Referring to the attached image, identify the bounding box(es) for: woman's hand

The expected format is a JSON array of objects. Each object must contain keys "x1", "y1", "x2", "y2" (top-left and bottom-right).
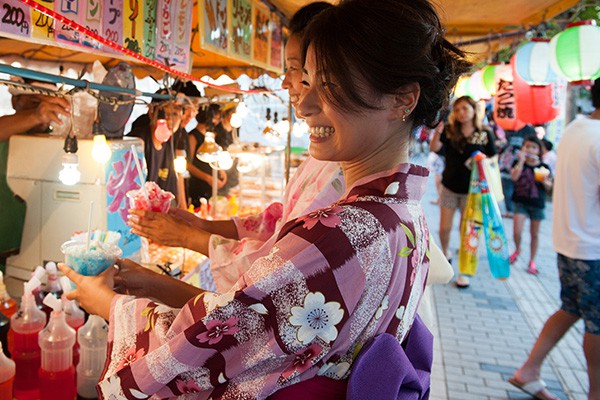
[
  {"x1": 58, "y1": 263, "x2": 118, "y2": 320},
  {"x1": 217, "y1": 170, "x2": 227, "y2": 189},
  {"x1": 112, "y1": 258, "x2": 161, "y2": 298},
  {"x1": 128, "y1": 209, "x2": 191, "y2": 248}
]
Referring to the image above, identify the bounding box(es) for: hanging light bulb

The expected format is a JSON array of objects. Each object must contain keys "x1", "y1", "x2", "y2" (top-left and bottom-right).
[
  {"x1": 196, "y1": 131, "x2": 223, "y2": 163},
  {"x1": 213, "y1": 151, "x2": 234, "y2": 170},
  {"x1": 236, "y1": 101, "x2": 249, "y2": 118},
  {"x1": 274, "y1": 118, "x2": 290, "y2": 136},
  {"x1": 230, "y1": 112, "x2": 243, "y2": 128},
  {"x1": 91, "y1": 134, "x2": 112, "y2": 163},
  {"x1": 174, "y1": 150, "x2": 188, "y2": 174},
  {"x1": 59, "y1": 135, "x2": 81, "y2": 186},
  {"x1": 154, "y1": 109, "x2": 172, "y2": 143}
]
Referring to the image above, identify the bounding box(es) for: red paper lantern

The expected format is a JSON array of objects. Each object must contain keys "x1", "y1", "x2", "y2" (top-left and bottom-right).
[
  {"x1": 493, "y1": 64, "x2": 526, "y2": 131},
  {"x1": 511, "y1": 54, "x2": 559, "y2": 125}
]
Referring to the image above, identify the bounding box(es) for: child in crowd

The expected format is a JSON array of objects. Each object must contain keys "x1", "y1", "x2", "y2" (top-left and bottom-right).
[{"x1": 509, "y1": 136, "x2": 553, "y2": 274}]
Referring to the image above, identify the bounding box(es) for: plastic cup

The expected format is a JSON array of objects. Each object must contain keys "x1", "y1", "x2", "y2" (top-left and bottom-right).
[
  {"x1": 61, "y1": 240, "x2": 122, "y2": 276},
  {"x1": 534, "y1": 167, "x2": 549, "y2": 182},
  {"x1": 126, "y1": 182, "x2": 174, "y2": 213}
]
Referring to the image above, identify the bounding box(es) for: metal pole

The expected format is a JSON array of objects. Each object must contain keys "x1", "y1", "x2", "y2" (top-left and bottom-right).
[
  {"x1": 284, "y1": 100, "x2": 293, "y2": 185},
  {"x1": 211, "y1": 167, "x2": 218, "y2": 219}
]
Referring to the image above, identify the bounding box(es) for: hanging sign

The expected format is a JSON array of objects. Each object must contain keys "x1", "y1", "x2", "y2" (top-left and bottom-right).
[
  {"x1": 252, "y1": 3, "x2": 269, "y2": 64},
  {"x1": 123, "y1": 0, "x2": 144, "y2": 54},
  {"x1": 55, "y1": 0, "x2": 82, "y2": 45},
  {"x1": 154, "y1": 0, "x2": 172, "y2": 65},
  {"x1": 81, "y1": 0, "x2": 102, "y2": 49},
  {"x1": 0, "y1": 0, "x2": 32, "y2": 37},
  {"x1": 141, "y1": 0, "x2": 156, "y2": 58},
  {"x1": 200, "y1": 0, "x2": 228, "y2": 53},
  {"x1": 102, "y1": 0, "x2": 123, "y2": 53},
  {"x1": 269, "y1": 13, "x2": 282, "y2": 69},
  {"x1": 229, "y1": 0, "x2": 251, "y2": 59},
  {"x1": 171, "y1": 0, "x2": 193, "y2": 71},
  {"x1": 31, "y1": 0, "x2": 54, "y2": 40}
]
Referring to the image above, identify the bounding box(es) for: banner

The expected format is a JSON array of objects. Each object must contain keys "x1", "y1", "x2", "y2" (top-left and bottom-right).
[
  {"x1": 81, "y1": 0, "x2": 102, "y2": 49},
  {"x1": 55, "y1": 0, "x2": 83, "y2": 45},
  {"x1": 200, "y1": 0, "x2": 228, "y2": 53},
  {"x1": 269, "y1": 13, "x2": 282, "y2": 69},
  {"x1": 123, "y1": 0, "x2": 144, "y2": 54},
  {"x1": 171, "y1": 0, "x2": 193, "y2": 70},
  {"x1": 31, "y1": 0, "x2": 54, "y2": 40},
  {"x1": 142, "y1": 0, "x2": 156, "y2": 58},
  {"x1": 102, "y1": 0, "x2": 123, "y2": 53}
]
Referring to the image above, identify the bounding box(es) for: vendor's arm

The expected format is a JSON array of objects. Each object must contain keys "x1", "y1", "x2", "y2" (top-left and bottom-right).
[
  {"x1": 0, "y1": 96, "x2": 70, "y2": 142},
  {"x1": 128, "y1": 209, "x2": 213, "y2": 255},
  {"x1": 168, "y1": 208, "x2": 240, "y2": 239}
]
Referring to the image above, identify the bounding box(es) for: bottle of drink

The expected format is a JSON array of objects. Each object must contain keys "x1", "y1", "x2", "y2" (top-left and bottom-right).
[
  {"x1": 1, "y1": 270, "x2": 18, "y2": 358},
  {"x1": 0, "y1": 271, "x2": 18, "y2": 318},
  {"x1": 0, "y1": 312, "x2": 9, "y2": 358},
  {"x1": 32, "y1": 266, "x2": 47, "y2": 311},
  {"x1": 11, "y1": 277, "x2": 46, "y2": 400},
  {"x1": 60, "y1": 276, "x2": 84, "y2": 367},
  {"x1": 77, "y1": 315, "x2": 108, "y2": 399},
  {"x1": 41, "y1": 262, "x2": 63, "y2": 320},
  {"x1": 38, "y1": 294, "x2": 76, "y2": 400},
  {"x1": 0, "y1": 341, "x2": 16, "y2": 399}
]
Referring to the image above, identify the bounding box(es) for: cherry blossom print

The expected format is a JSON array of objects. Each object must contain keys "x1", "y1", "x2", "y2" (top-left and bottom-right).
[
  {"x1": 375, "y1": 295, "x2": 390, "y2": 320},
  {"x1": 289, "y1": 292, "x2": 344, "y2": 344},
  {"x1": 281, "y1": 343, "x2": 323, "y2": 379},
  {"x1": 197, "y1": 316, "x2": 240, "y2": 345},
  {"x1": 175, "y1": 379, "x2": 202, "y2": 394},
  {"x1": 118, "y1": 347, "x2": 146, "y2": 370},
  {"x1": 298, "y1": 206, "x2": 343, "y2": 230}
]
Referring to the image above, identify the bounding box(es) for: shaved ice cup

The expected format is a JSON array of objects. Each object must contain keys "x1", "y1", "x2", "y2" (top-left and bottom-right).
[
  {"x1": 61, "y1": 240, "x2": 122, "y2": 276},
  {"x1": 127, "y1": 182, "x2": 175, "y2": 213}
]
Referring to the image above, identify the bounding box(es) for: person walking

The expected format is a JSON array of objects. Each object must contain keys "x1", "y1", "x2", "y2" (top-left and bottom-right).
[{"x1": 509, "y1": 78, "x2": 600, "y2": 400}]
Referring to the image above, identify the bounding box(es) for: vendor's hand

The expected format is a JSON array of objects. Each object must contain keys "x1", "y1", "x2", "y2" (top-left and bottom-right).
[
  {"x1": 113, "y1": 258, "x2": 161, "y2": 298},
  {"x1": 128, "y1": 209, "x2": 191, "y2": 247},
  {"x1": 517, "y1": 150, "x2": 527, "y2": 163},
  {"x1": 58, "y1": 263, "x2": 117, "y2": 320},
  {"x1": 36, "y1": 96, "x2": 71, "y2": 126}
]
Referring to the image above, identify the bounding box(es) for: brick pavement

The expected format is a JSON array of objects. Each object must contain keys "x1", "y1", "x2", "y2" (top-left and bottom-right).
[{"x1": 412, "y1": 153, "x2": 589, "y2": 400}]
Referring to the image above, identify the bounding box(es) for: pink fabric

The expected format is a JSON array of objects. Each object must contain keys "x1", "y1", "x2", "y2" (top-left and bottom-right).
[
  {"x1": 210, "y1": 158, "x2": 345, "y2": 292},
  {"x1": 268, "y1": 376, "x2": 347, "y2": 400},
  {"x1": 99, "y1": 164, "x2": 430, "y2": 400}
]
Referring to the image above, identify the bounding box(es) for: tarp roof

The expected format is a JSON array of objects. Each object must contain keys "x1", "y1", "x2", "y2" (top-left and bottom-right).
[{"x1": 0, "y1": 0, "x2": 582, "y2": 80}]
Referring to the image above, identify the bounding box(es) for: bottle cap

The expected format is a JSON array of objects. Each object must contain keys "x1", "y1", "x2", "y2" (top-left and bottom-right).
[
  {"x1": 34, "y1": 265, "x2": 46, "y2": 280},
  {"x1": 24, "y1": 276, "x2": 42, "y2": 293},
  {"x1": 45, "y1": 261, "x2": 58, "y2": 275},
  {"x1": 43, "y1": 293, "x2": 62, "y2": 312}
]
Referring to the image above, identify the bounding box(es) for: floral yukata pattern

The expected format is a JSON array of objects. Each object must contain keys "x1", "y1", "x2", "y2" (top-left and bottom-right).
[{"x1": 99, "y1": 163, "x2": 430, "y2": 399}]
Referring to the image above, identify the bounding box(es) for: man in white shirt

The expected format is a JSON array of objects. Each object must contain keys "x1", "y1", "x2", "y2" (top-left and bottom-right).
[{"x1": 510, "y1": 78, "x2": 600, "y2": 400}]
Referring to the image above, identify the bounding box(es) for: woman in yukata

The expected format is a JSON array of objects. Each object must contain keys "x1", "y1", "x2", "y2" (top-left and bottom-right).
[{"x1": 60, "y1": 0, "x2": 470, "y2": 398}]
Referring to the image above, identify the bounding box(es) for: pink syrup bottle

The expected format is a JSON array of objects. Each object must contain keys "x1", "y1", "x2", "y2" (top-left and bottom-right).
[
  {"x1": 11, "y1": 277, "x2": 46, "y2": 400},
  {"x1": 38, "y1": 293, "x2": 76, "y2": 400},
  {"x1": 0, "y1": 341, "x2": 16, "y2": 399},
  {"x1": 60, "y1": 276, "x2": 84, "y2": 367}
]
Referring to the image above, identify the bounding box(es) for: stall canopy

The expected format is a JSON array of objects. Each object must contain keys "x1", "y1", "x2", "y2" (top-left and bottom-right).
[{"x1": 0, "y1": 0, "x2": 582, "y2": 81}]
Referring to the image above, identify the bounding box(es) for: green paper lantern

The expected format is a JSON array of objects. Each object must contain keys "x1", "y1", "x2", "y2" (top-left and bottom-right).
[
  {"x1": 481, "y1": 63, "x2": 500, "y2": 95},
  {"x1": 550, "y1": 20, "x2": 600, "y2": 84}
]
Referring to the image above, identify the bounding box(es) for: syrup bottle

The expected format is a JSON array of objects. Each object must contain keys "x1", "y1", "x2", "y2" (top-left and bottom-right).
[
  {"x1": 38, "y1": 294, "x2": 76, "y2": 400},
  {"x1": 60, "y1": 276, "x2": 84, "y2": 367},
  {"x1": 40, "y1": 262, "x2": 63, "y2": 320},
  {"x1": 0, "y1": 341, "x2": 16, "y2": 399},
  {"x1": 77, "y1": 315, "x2": 108, "y2": 399},
  {"x1": 11, "y1": 276, "x2": 46, "y2": 400}
]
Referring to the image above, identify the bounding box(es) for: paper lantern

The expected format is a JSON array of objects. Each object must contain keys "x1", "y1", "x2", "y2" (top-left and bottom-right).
[
  {"x1": 550, "y1": 20, "x2": 600, "y2": 84},
  {"x1": 469, "y1": 69, "x2": 492, "y2": 100},
  {"x1": 481, "y1": 63, "x2": 500, "y2": 95},
  {"x1": 493, "y1": 64, "x2": 526, "y2": 131},
  {"x1": 511, "y1": 54, "x2": 559, "y2": 125},
  {"x1": 453, "y1": 75, "x2": 472, "y2": 98},
  {"x1": 515, "y1": 39, "x2": 557, "y2": 86}
]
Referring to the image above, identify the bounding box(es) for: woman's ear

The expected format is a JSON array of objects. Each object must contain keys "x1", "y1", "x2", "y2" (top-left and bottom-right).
[{"x1": 389, "y1": 82, "x2": 420, "y2": 121}]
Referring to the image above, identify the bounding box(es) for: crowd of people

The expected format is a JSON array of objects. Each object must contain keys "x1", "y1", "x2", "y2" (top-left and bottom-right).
[{"x1": 0, "y1": 0, "x2": 597, "y2": 398}]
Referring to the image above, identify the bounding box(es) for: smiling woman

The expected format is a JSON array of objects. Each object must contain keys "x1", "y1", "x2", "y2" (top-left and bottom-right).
[{"x1": 60, "y1": 0, "x2": 470, "y2": 398}]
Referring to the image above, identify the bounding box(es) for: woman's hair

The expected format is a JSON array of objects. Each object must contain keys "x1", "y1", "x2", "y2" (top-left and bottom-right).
[
  {"x1": 523, "y1": 135, "x2": 543, "y2": 157},
  {"x1": 301, "y1": 0, "x2": 472, "y2": 129},
  {"x1": 289, "y1": 2, "x2": 333, "y2": 35},
  {"x1": 446, "y1": 96, "x2": 481, "y2": 151},
  {"x1": 592, "y1": 78, "x2": 600, "y2": 109}
]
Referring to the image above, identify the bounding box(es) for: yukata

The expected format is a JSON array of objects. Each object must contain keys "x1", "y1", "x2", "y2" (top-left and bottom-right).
[
  {"x1": 99, "y1": 163, "x2": 431, "y2": 399},
  {"x1": 209, "y1": 157, "x2": 345, "y2": 292}
]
